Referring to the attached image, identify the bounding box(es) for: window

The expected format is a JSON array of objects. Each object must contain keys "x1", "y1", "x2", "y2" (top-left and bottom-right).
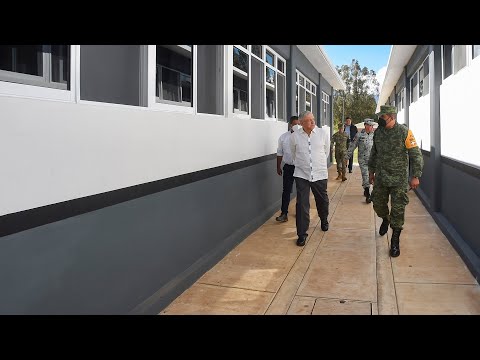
[
  {"x1": 251, "y1": 45, "x2": 262, "y2": 58},
  {"x1": 397, "y1": 88, "x2": 405, "y2": 111},
  {"x1": 442, "y1": 45, "x2": 467, "y2": 79},
  {"x1": 473, "y1": 45, "x2": 480, "y2": 59},
  {"x1": 264, "y1": 47, "x2": 286, "y2": 120},
  {"x1": 322, "y1": 91, "x2": 330, "y2": 118},
  {"x1": 233, "y1": 46, "x2": 286, "y2": 120},
  {"x1": 453, "y1": 45, "x2": 466, "y2": 74},
  {"x1": 296, "y1": 70, "x2": 317, "y2": 117},
  {"x1": 233, "y1": 46, "x2": 249, "y2": 114},
  {"x1": 156, "y1": 45, "x2": 193, "y2": 107},
  {"x1": 420, "y1": 57, "x2": 429, "y2": 96},
  {"x1": 443, "y1": 45, "x2": 452, "y2": 79},
  {"x1": 410, "y1": 72, "x2": 418, "y2": 103},
  {"x1": 0, "y1": 45, "x2": 70, "y2": 89}
]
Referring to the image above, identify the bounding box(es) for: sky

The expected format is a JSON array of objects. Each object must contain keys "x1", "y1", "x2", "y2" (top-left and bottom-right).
[{"x1": 323, "y1": 45, "x2": 391, "y2": 89}]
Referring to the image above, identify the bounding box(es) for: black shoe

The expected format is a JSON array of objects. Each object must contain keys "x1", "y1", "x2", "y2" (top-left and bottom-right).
[
  {"x1": 390, "y1": 228, "x2": 401, "y2": 257},
  {"x1": 321, "y1": 220, "x2": 329, "y2": 231},
  {"x1": 379, "y1": 218, "x2": 389, "y2": 236},
  {"x1": 276, "y1": 213, "x2": 288, "y2": 222},
  {"x1": 349, "y1": 169, "x2": 352, "y2": 173},
  {"x1": 364, "y1": 187, "x2": 371, "y2": 203},
  {"x1": 296, "y1": 235, "x2": 307, "y2": 247}
]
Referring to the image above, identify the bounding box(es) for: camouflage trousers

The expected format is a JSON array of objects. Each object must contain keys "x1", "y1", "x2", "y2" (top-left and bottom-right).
[
  {"x1": 335, "y1": 150, "x2": 346, "y2": 173},
  {"x1": 358, "y1": 158, "x2": 370, "y2": 188},
  {"x1": 371, "y1": 184, "x2": 409, "y2": 229}
]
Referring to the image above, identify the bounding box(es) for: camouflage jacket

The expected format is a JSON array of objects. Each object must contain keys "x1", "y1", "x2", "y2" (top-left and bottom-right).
[
  {"x1": 368, "y1": 122, "x2": 423, "y2": 188},
  {"x1": 331, "y1": 131, "x2": 349, "y2": 153},
  {"x1": 346, "y1": 129, "x2": 374, "y2": 161}
]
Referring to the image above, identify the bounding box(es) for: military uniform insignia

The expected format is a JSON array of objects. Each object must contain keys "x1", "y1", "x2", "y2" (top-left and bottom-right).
[{"x1": 405, "y1": 129, "x2": 418, "y2": 149}]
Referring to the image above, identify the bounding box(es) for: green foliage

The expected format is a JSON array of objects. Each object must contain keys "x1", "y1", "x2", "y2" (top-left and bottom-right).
[{"x1": 333, "y1": 59, "x2": 379, "y2": 129}]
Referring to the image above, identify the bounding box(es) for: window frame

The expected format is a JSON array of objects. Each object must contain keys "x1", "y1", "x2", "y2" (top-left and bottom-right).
[
  {"x1": 0, "y1": 45, "x2": 77, "y2": 102},
  {"x1": 296, "y1": 69, "x2": 317, "y2": 116}
]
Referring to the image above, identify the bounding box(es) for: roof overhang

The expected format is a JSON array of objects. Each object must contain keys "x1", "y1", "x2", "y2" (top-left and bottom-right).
[
  {"x1": 375, "y1": 45, "x2": 417, "y2": 113},
  {"x1": 297, "y1": 45, "x2": 346, "y2": 91}
]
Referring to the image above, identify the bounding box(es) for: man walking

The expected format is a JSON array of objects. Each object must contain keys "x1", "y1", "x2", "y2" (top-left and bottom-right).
[
  {"x1": 344, "y1": 116, "x2": 358, "y2": 173},
  {"x1": 345, "y1": 119, "x2": 375, "y2": 202},
  {"x1": 369, "y1": 105, "x2": 423, "y2": 257},
  {"x1": 331, "y1": 123, "x2": 348, "y2": 181},
  {"x1": 276, "y1": 115, "x2": 300, "y2": 222},
  {"x1": 290, "y1": 111, "x2": 330, "y2": 247}
]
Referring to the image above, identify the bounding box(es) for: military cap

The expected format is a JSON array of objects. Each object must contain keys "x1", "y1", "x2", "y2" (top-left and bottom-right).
[
  {"x1": 364, "y1": 119, "x2": 374, "y2": 126},
  {"x1": 377, "y1": 105, "x2": 397, "y2": 115}
]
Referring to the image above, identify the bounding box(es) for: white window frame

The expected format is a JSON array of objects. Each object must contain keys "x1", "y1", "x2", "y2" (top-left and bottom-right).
[
  {"x1": 296, "y1": 69, "x2": 317, "y2": 116},
  {"x1": 231, "y1": 45, "x2": 251, "y2": 118},
  {"x1": 0, "y1": 45, "x2": 77, "y2": 102},
  {"x1": 322, "y1": 91, "x2": 329, "y2": 117},
  {"x1": 264, "y1": 46, "x2": 286, "y2": 121},
  {"x1": 147, "y1": 45, "x2": 196, "y2": 114}
]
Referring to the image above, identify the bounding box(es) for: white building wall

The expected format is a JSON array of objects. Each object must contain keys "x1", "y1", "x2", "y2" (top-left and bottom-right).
[
  {"x1": 0, "y1": 96, "x2": 285, "y2": 216},
  {"x1": 440, "y1": 57, "x2": 480, "y2": 167},
  {"x1": 408, "y1": 94, "x2": 430, "y2": 151}
]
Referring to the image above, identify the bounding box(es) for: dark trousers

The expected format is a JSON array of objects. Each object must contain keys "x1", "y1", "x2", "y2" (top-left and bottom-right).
[
  {"x1": 281, "y1": 164, "x2": 295, "y2": 214},
  {"x1": 347, "y1": 153, "x2": 353, "y2": 172},
  {"x1": 295, "y1": 177, "x2": 329, "y2": 237}
]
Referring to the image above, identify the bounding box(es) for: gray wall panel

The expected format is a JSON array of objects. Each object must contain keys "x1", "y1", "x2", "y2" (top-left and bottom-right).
[{"x1": 0, "y1": 157, "x2": 282, "y2": 314}]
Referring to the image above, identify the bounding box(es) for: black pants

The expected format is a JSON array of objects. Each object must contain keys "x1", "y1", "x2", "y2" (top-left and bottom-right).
[
  {"x1": 281, "y1": 164, "x2": 295, "y2": 214},
  {"x1": 295, "y1": 177, "x2": 329, "y2": 237},
  {"x1": 347, "y1": 153, "x2": 353, "y2": 172}
]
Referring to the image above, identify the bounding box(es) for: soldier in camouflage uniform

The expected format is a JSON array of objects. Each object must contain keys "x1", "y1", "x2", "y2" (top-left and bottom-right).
[
  {"x1": 345, "y1": 119, "x2": 375, "y2": 203},
  {"x1": 369, "y1": 105, "x2": 423, "y2": 257},
  {"x1": 331, "y1": 123, "x2": 349, "y2": 181}
]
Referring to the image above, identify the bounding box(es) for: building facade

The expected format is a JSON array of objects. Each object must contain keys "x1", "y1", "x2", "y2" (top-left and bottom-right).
[
  {"x1": 0, "y1": 45, "x2": 345, "y2": 314},
  {"x1": 377, "y1": 45, "x2": 480, "y2": 282}
]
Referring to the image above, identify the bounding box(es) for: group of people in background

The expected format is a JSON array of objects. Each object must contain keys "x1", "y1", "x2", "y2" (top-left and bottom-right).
[{"x1": 275, "y1": 106, "x2": 423, "y2": 258}]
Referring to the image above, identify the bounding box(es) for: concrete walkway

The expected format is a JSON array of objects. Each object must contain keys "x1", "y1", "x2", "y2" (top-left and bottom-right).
[{"x1": 161, "y1": 165, "x2": 480, "y2": 315}]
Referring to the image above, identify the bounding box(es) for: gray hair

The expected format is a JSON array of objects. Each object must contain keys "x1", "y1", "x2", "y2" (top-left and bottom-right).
[{"x1": 299, "y1": 111, "x2": 313, "y2": 120}]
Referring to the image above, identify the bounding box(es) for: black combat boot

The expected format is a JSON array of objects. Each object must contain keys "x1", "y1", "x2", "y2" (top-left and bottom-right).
[
  {"x1": 364, "y1": 187, "x2": 371, "y2": 203},
  {"x1": 390, "y1": 228, "x2": 401, "y2": 257},
  {"x1": 379, "y1": 218, "x2": 389, "y2": 236}
]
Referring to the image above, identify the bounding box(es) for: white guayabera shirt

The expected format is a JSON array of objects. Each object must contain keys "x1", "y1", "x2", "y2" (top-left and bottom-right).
[{"x1": 290, "y1": 126, "x2": 331, "y2": 182}]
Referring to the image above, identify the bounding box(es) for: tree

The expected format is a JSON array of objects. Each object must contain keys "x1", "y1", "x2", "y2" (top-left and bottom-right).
[{"x1": 333, "y1": 59, "x2": 379, "y2": 129}]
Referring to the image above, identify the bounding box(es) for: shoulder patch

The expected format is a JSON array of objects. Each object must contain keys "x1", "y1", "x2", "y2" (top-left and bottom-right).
[{"x1": 405, "y1": 129, "x2": 418, "y2": 149}]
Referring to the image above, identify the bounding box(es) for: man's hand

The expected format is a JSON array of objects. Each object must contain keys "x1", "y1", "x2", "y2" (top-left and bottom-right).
[
  {"x1": 369, "y1": 172, "x2": 375, "y2": 185},
  {"x1": 277, "y1": 167, "x2": 282, "y2": 176},
  {"x1": 409, "y1": 176, "x2": 420, "y2": 190}
]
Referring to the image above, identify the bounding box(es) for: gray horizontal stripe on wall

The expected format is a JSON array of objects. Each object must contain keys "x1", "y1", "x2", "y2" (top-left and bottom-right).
[{"x1": 0, "y1": 154, "x2": 277, "y2": 237}]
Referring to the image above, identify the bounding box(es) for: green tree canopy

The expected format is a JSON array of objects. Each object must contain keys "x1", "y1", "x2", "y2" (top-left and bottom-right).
[{"x1": 333, "y1": 59, "x2": 379, "y2": 129}]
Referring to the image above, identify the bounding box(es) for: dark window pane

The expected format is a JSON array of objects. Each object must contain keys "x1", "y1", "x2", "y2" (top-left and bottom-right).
[
  {"x1": 156, "y1": 45, "x2": 192, "y2": 105},
  {"x1": 51, "y1": 45, "x2": 69, "y2": 85},
  {"x1": 266, "y1": 88, "x2": 275, "y2": 118},
  {"x1": 443, "y1": 45, "x2": 452, "y2": 79},
  {"x1": 233, "y1": 47, "x2": 249, "y2": 73},
  {"x1": 252, "y1": 45, "x2": 262, "y2": 58},
  {"x1": 277, "y1": 59, "x2": 284, "y2": 72},
  {"x1": 162, "y1": 67, "x2": 180, "y2": 102},
  {"x1": 233, "y1": 73, "x2": 248, "y2": 113},
  {"x1": 473, "y1": 45, "x2": 480, "y2": 59},
  {"x1": 0, "y1": 45, "x2": 42, "y2": 76}
]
